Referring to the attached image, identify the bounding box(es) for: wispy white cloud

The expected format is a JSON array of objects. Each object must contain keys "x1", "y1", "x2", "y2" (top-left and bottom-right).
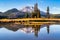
[
  {"x1": 40, "y1": 8, "x2": 46, "y2": 12},
  {"x1": 50, "y1": 7, "x2": 60, "y2": 14}
]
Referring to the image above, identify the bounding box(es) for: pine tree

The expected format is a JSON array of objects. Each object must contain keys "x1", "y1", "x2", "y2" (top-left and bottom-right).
[
  {"x1": 47, "y1": 6, "x2": 50, "y2": 18},
  {"x1": 25, "y1": 13, "x2": 29, "y2": 18}
]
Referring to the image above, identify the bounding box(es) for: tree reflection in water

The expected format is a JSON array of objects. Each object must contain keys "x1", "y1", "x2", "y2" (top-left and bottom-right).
[{"x1": 0, "y1": 23, "x2": 50, "y2": 37}]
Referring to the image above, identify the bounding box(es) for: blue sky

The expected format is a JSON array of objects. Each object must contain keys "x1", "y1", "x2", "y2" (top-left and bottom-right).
[{"x1": 0, "y1": 0, "x2": 60, "y2": 14}]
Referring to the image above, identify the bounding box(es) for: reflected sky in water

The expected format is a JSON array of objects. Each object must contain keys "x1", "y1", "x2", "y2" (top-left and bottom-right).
[{"x1": 0, "y1": 23, "x2": 60, "y2": 40}]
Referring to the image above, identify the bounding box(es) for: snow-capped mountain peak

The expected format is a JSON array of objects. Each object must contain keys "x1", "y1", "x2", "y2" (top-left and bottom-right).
[{"x1": 21, "y1": 6, "x2": 34, "y2": 13}]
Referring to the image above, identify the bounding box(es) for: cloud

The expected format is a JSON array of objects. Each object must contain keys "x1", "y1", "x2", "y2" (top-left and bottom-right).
[{"x1": 50, "y1": 7, "x2": 60, "y2": 14}]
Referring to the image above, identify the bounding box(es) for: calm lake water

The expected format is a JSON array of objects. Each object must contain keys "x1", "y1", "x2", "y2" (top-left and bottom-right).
[{"x1": 0, "y1": 23, "x2": 60, "y2": 40}]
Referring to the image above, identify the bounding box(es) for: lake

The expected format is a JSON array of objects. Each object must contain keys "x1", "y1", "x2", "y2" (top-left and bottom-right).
[{"x1": 0, "y1": 23, "x2": 60, "y2": 40}]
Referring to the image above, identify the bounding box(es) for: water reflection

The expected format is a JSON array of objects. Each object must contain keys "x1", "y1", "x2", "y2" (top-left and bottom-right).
[
  {"x1": 0, "y1": 23, "x2": 60, "y2": 40},
  {"x1": 0, "y1": 23, "x2": 51, "y2": 37}
]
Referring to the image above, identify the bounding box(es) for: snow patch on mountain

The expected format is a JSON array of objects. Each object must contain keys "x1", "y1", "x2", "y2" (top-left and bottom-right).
[{"x1": 20, "y1": 6, "x2": 34, "y2": 13}]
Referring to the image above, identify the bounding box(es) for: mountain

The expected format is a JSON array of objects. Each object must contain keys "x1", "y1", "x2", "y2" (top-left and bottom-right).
[
  {"x1": 5, "y1": 8, "x2": 19, "y2": 13},
  {"x1": 1, "y1": 6, "x2": 60, "y2": 18},
  {"x1": 4, "y1": 8, "x2": 20, "y2": 16},
  {"x1": 3, "y1": 8, "x2": 27, "y2": 18},
  {"x1": 20, "y1": 6, "x2": 33, "y2": 13},
  {"x1": 0, "y1": 6, "x2": 47, "y2": 18},
  {"x1": 40, "y1": 11, "x2": 47, "y2": 17},
  {"x1": 3, "y1": 8, "x2": 20, "y2": 18},
  {"x1": 0, "y1": 12, "x2": 3, "y2": 14},
  {"x1": 20, "y1": 6, "x2": 47, "y2": 17},
  {"x1": 0, "y1": 12, "x2": 8, "y2": 19},
  {"x1": 0, "y1": 12, "x2": 3, "y2": 16}
]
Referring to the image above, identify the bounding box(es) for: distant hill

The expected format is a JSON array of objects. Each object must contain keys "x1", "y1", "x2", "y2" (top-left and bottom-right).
[
  {"x1": 0, "y1": 6, "x2": 47, "y2": 18},
  {"x1": 40, "y1": 11, "x2": 47, "y2": 17},
  {"x1": 0, "y1": 12, "x2": 3, "y2": 16},
  {"x1": 20, "y1": 6, "x2": 47, "y2": 17},
  {"x1": 3, "y1": 8, "x2": 19, "y2": 16},
  {"x1": 50, "y1": 14, "x2": 60, "y2": 18}
]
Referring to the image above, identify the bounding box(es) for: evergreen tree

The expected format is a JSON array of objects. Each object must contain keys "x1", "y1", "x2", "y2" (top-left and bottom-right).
[
  {"x1": 25, "y1": 13, "x2": 29, "y2": 18},
  {"x1": 47, "y1": 6, "x2": 50, "y2": 18}
]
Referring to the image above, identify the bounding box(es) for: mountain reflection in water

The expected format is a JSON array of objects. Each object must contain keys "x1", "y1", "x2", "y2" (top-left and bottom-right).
[
  {"x1": 0, "y1": 23, "x2": 60, "y2": 40},
  {"x1": 0, "y1": 23, "x2": 51, "y2": 37}
]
